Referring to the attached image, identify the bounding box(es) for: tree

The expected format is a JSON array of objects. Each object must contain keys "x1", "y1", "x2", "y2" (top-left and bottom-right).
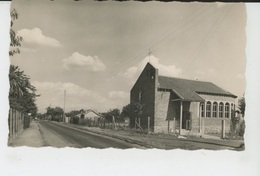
[
  {"x1": 46, "y1": 106, "x2": 64, "y2": 117},
  {"x1": 46, "y1": 106, "x2": 64, "y2": 122},
  {"x1": 9, "y1": 9, "x2": 39, "y2": 116},
  {"x1": 66, "y1": 110, "x2": 82, "y2": 118},
  {"x1": 102, "y1": 108, "x2": 120, "y2": 123},
  {"x1": 238, "y1": 96, "x2": 245, "y2": 117},
  {"x1": 132, "y1": 101, "x2": 144, "y2": 117},
  {"x1": 129, "y1": 101, "x2": 144, "y2": 128},
  {"x1": 121, "y1": 104, "x2": 131, "y2": 118},
  {"x1": 9, "y1": 9, "x2": 23, "y2": 56},
  {"x1": 9, "y1": 65, "x2": 39, "y2": 117}
]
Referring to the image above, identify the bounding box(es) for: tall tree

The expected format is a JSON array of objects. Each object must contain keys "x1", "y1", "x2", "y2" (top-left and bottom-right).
[
  {"x1": 46, "y1": 106, "x2": 64, "y2": 117},
  {"x1": 9, "y1": 63, "x2": 39, "y2": 117},
  {"x1": 9, "y1": 9, "x2": 39, "y2": 116}
]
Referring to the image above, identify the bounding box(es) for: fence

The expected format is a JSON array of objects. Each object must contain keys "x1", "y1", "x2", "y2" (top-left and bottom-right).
[
  {"x1": 69, "y1": 116, "x2": 129, "y2": 130},
  {"x1": 8, "y1": 108, "x2": 31, "y2": 144}
]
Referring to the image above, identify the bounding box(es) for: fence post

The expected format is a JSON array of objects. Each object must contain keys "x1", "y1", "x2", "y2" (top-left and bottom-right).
[
  {"x1": 18, "y1": 111, "x2": 20, "y2": 133},
  {"x1": 221, "y1": 119, "x2": 225, "y2": 139},
  {"x1": 148, "y1": 116, "x2": 150, "y2": 133},
  {"x1": 138, "y1": 117, "x2": 140, "y2": 127},
  {"x1": 135, "y1": 117, "x2": 136, "y2": 129},
  {"x1": 12, "y1": 109, "x2": 14, "y2": 139},
  {"x1": 16, "y1": 110, "x2": 18, "y2": 135},
  {"x1": 14, "y1": 110, "x2": 17, "y2": 137},
  {"x1": 22, "y1": 113, "x2": 24, "y2": 129},
  {"x1": 9, "y1": 109, "x2": 13, "y2": 143},
  {"x1": 19, "y1": 111, "x2": 22, "y2": 133}
]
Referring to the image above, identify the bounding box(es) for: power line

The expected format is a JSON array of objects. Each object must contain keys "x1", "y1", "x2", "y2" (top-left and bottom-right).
[
  {"x1": 108, "y1": 4, "x2": 207, "y2": 74},
  {"x1": 182, "y1": 6, "x2": 232, "y2": 73},
  {"x1": 86, "y1": 4, "x2": 215, "y2": 90},
  {"x1": 151, "y1": 4, "x2": 220, "y2": 54}
]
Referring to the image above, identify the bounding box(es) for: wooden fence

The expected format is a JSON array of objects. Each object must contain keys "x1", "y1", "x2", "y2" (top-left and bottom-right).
[
  {"x1": 8, "y1": 108, "x2": 30, "y2": 144},
  {"x1": 69, "y1": 117, "x2": 129, "y2": 130}
]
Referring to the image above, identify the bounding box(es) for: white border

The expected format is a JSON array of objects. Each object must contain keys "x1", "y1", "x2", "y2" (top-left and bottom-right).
[{"x1": 1, "y1": 2, "x2": 260, "y2": 176}]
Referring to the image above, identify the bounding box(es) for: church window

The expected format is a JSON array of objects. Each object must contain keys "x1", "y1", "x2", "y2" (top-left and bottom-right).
[
  {"x1": 219, "y1": 102, "x2": 224, "y2": 117},
  {"x1": 206, "y1": 101, "x2": 211, "y2": 117},
  {"x1": 213, "y1": 102, "x2": 218, "y2": 117}
]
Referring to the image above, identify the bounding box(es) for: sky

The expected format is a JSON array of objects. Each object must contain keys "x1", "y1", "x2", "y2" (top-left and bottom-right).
[{"x1": 10, "y1": 0, "x2": 246, "y2": 114}]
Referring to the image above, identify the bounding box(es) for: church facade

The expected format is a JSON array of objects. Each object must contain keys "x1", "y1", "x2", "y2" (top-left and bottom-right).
[{"x1": 130, "y1": 63, "x2": 237, "y2": 135}]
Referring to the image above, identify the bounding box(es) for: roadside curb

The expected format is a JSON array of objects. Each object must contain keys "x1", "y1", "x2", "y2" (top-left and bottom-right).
[
  {"x1": 52, "y1": 121, "x2": 244, "y2": 150},
  {"x1": 52, "y1": 121, "x2": 153, "y2": 149}
]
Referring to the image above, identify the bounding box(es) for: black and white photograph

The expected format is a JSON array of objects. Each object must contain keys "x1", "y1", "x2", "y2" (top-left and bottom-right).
[
  {"x1": 2, "y1": 1, "x2": 260, "y2": 176},
  {"x1": 7, "y1": 0, "x2": 247, "y2": 150}
]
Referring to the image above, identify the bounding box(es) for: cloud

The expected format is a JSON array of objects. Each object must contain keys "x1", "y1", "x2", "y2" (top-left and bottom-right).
[
  {"x1": 120, "y1": 55, "x2": 182, "y2": 82},
  {"x1": 62, "y1": 52, "x2": 106, "y2": 71},
  {"x1": 33, "y1": 81, "x2": 110, "y2": 113},
  {"x1": 122, "y1": 66, "x2": 138, "y2": 79},
  {"x1": 108, "y1": 91, "x2": 129, "y2": 99},
  {"x1": 17, "y1": 28, "x2": 62, "y2": 47}
]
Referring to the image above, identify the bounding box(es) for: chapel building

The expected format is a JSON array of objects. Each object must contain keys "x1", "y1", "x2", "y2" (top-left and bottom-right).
[{"x1": 130, "y1": 63, "x2": 237, "y2": 135}]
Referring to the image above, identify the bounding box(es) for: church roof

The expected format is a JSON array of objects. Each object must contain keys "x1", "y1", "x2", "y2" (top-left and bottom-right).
[{"x1": 158, "y1": 76, "x2": 237, "y2": 101}]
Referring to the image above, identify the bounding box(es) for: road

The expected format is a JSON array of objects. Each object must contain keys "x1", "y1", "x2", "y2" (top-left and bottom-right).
[{"x1": 38, "y1": 121, "x2": 143, "y2": 149}]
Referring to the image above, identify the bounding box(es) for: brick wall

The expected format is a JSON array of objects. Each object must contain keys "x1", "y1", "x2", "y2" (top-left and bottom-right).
[
  {"x1": 154, "y1": 90, "x2": 181, "y2": 133},
  {"x1": 203, "y1": 118, "x2": 230, "y2": 134},
  {"x1": 196, "y1": 94, "x2": 235, "y2": 134},
  {"x1": 152, "y1": 91, "x2": 234, "y2": 134},
  {"x1": 190, "y1": 102, "x2": 200, "y2": 133},
  {"x1": 154, "y1": 91, "x2": 170, "y2": 133}
]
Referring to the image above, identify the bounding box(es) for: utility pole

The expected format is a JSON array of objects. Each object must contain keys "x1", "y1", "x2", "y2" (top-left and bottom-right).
[{"x1": 63, "y1": 90, "x2": 66, "y2": 122}]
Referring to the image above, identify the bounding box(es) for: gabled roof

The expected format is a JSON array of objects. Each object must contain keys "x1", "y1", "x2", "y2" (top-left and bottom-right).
[{"x1": 158, "y1": 76, "x2": 237, "y2": 101}]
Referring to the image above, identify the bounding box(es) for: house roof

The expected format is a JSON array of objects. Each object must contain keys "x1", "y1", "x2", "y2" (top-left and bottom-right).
[{"x1": 158, "y1": 76, "x2": 237, "y2": 101}]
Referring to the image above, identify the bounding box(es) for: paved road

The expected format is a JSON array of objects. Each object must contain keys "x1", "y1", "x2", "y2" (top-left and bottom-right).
[{"x1": 38, "y1": 121, "x2": 143, "y2": 149}]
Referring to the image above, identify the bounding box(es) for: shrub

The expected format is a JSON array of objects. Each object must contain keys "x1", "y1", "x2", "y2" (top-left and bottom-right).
[
  {"x1": 230, "y1": 116, "x2": 240, "y2": 135},
  {"x1": 238, "y1": 120, "x2": 245, "y2": 137}
]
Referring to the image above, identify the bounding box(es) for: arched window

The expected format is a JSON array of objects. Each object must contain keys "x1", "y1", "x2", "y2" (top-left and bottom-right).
[
  {"x1": 219, "y1": 102, "x2": 224, "y2": 118},
  {"x1": 225, "y1": 103, "x2": 230, "y2": 118},
  {"x1": 213, "y1": 102, "x2": 218, "y2": 117},
  {"x1": 200, "y1": 103, "x2": 205, "y2": 117},
  {"x1": 206, "y1": 101, "x2": 211, "y2": 117}
]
